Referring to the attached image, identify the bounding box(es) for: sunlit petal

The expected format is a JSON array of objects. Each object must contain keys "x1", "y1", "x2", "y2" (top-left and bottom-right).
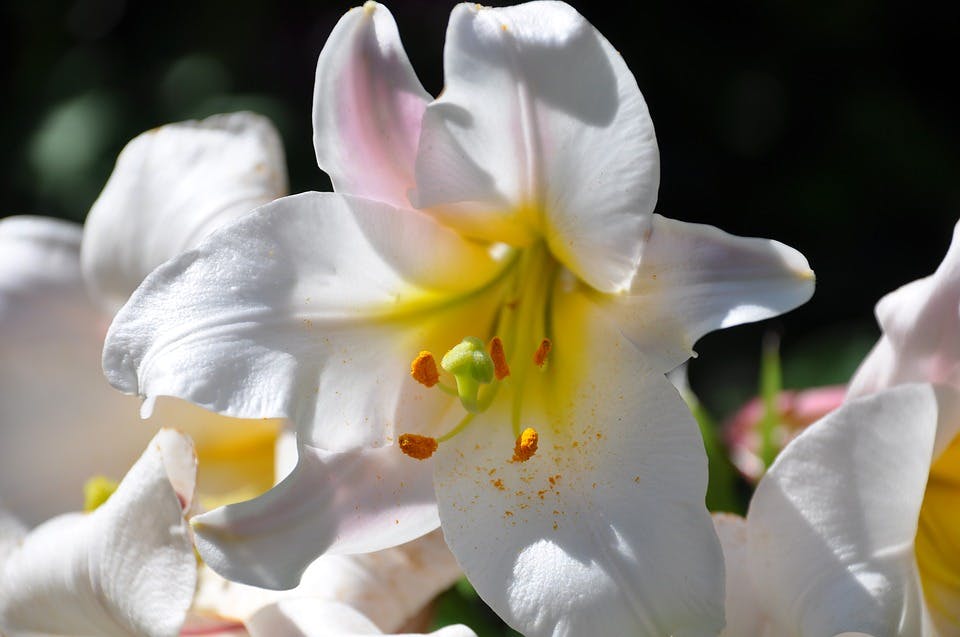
[
  {"x1": 103, "y1": 192, "x2": 503, "y2": 451},
  {"x1": 433, "y1": 291, "x2": 723, "y2": 637},
  {"x1": 611, "y1": 214, "x2": 815, "y2": 373},
  {"x1": 414, "y1": 1, "x2": 657, "y2": 292},
  {"x1": 314, "y1": 2, "x2": 429, "y2": 208},
  {"x1": 82, "y1": 112, "x2": 288, "y2": 313},
  {"x1": 747, "y1": 385, "x2": 946, "y2": 636},
  {"x1": 193, "y1": 443, "x2": 438, "y2": 590}
]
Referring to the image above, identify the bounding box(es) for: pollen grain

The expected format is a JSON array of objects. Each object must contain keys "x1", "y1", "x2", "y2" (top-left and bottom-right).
[
  {"x1": 399, "y1": 433, "x2": 438, "y2": 460},
  {"x1": 410, "y1": 351, "x2": 440, "y2": 387},
  {"x1": 512, "y1": 427, "x2": 539, "y2": 463}
]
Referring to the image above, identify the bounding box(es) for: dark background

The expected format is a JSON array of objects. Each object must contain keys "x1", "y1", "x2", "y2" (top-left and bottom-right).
[{"x1": 2, "y1": 0, "x2": 958, "y2": 411}]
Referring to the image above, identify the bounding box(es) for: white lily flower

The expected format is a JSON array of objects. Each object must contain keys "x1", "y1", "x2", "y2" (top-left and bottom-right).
[
  {"x1": 0, "y1": 112, "x2": 287, "y2": 525},
  {"x1": 0, "y1": 429, "x2": 198, "y2": 637},
  {"x1": 848, "y1": 220, "x2": 960, "y2": 399},
  {"x1": 102, "y1": 2, "x2": 814, "y2": 635},
  {"x1": 713, "y1": 383, "x2": 960, "y2": 637}
]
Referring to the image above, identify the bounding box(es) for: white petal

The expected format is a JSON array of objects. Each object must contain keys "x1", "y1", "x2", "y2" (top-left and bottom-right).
[
  {"x1": 0, "y1": 216, "x2": 156, "y2": 525},
  {"x1": 747, "y1": 384, "x2": 943, "y2": 636},
  {"x1": 612, "y1": 214, "x2": 815, "y2": 373},
  {"x1": 849, "y1": 220, "x2": 960, "y2": 398},
  {"x1": 194, "y1": 530, "x2": 460, "y2": 633},
  {"x1": 433, "y1": 291, "x2": 724, "y2": 637},
  {"x1": 314, "y1": 2, "x2": 429, "y2": 208},
  {"x1": 82, "y1": 112, "x2": 288, "y2": 313},
  {"x1": 103, "y1": 192, "x2": 503, "y2": 451},
  {"x1": 712, "y1": 513, "x2": 769, "y2": 637},
  {"x1": 0, "y1": 429, "x2": 197, "y2": 637},
  {"x1": 0, "y1": 507, "x2": 25, "y2": 567},
  {"x1": 247, "y1": 600, "x2": 477, "y2": 637},
  {"x1": 193, "y1": 442, "x2": 439, "y2": 590},
  {"x1": 413, "y1": 1, "x2": 658, "y2": 292}
]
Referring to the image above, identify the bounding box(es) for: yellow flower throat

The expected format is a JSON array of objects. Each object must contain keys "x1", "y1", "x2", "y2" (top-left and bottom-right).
[{"x1": 399, "y1": 242, "x2": 560, "y2": 463}]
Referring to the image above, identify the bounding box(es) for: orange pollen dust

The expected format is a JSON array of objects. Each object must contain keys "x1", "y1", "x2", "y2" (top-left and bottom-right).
[
  {"x1": 533, "y1": 338, "x2": 552, "y2": 367},
  {"x1": 410, "y1": 351, "x2": 440, "y2": 387},
  {"x1": 489, "y1": 337, "x2": 510, "y2": 380},
  {"x1": 512, "y1": 427, "x2": 539, "y2": 462},
  {"x1": 399, "y1": 433, "x2": 438, "y2": 460}
]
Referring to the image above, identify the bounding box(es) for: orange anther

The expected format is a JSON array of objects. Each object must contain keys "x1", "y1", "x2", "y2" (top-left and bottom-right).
[
  {"x1": 512, "y1": 427, "x2": 539, "y2": 463},
  {"x1": 399, "y1": 433, "x2": 438, "y2": 460},
  {"x1": 489, "y1": 337, "x2": 510, "y2": 380},
  {"x1": 533, "y1": 338, "x2": 552, "y2": 368},
  {"x1": 410, "y1": 351, "x2": 440, "y2": 387}
]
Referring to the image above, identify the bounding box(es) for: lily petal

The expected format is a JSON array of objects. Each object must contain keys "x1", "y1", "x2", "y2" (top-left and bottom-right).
[
  {"x1": 247, "y1": 600, "x2": 477, "y2": 637},
  {"x1": 103, "y1": 192, "x2": 503, "y2": 451},
  {"x1": 194, "y1": 530, "x2": 461, "y2": 633},
  {"x1": 848, "y1": 221, "x2": 960, "y2": 398},
  {"x1": 0, "y1": 216, "x2": 156, "y2": 524},
  {"x1": 746, "y1": 384, "x2": 951, "y2": 636},
  {"x1": 413, "y1": 1, "x2": 658, "y2": 293},
  {"x1": 433, "y1": 291, "x2": 724, "y2": 636},
  {"x1": 612, "y1": 214, "x2": 815, "y2": 373},
  {"x1": 193, "y1": 443, "x2": 439, "y2": 590},
  {"x1": 82, "y1": 112, "x2": 288, "y2": 313},
  {"x1": 712, "y1": 513, "x2": 769, "y2": 637},
  {"x1": 0, "y1": 429, "x2": 197, "y2": 637},
  {"x1": 314, "y1": 2, "x2": 429, "y2": 208}
]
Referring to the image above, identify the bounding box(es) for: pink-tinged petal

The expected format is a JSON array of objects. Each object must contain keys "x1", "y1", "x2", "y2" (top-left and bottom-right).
[
  {"x1": 849, "y1": 220, "x2": 960, "y2": 398},
  {"x1": 713, "y1": 513, "x2": 770, "y2": 637},
  {"x1": 193, "y1": 442, "x2": 439, "y2": 590},
  {"x1": 433, "y1": 290, "x2": 724, "y2": 637},
  {"x1": 609, "y1": 214, "x2": 815, "y2": 374},
  {"x1": 246, "y1": 600, "x2": 477, "y2": 637},
  {"x1": 0, "y1": 429, "x2": 197, "y2": 637},
  {"x1": 746, "y1": 384, "x2": 955, "y2": 636},
  {"x1": 0, "y1": 215, "x2": 157, "y2": 525},
  {"x1": 314, "y1": 2, "x2": 429, "y2": 208},
  {"x1": 413, "y1": 1, "x2": 658, "y2": 292},
  {"x1": 194, "y1": 530, "x2": 461, "y2": 633},
  {"x1": 103, "y1": 192, "x2": 503, "y2": 452},
  {"x1": 82, "y1": 112, "x2": 288, "y2": 313}
]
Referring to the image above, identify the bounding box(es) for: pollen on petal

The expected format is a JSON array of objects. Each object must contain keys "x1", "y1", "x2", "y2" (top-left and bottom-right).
[
  {"x1": 399, "y1": 433, "x2": 438, "y2": 460},
  {"x1": 410, "y1": 351, "x2": 440, "y2": 387},
  {"x1": 512, "y1": 427, "x2": 539, "y2": 462},
  {"x1": 489, "y1": 336, "x2": 510, "y2": 380},
  {"x1": 533, "y1": 338, "x2": 552, "y2": 368}
]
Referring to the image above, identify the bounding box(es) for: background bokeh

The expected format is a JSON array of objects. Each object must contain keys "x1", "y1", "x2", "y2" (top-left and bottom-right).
[{"x1": 2, "y1": 1, "x2": 958, "y2": 633}]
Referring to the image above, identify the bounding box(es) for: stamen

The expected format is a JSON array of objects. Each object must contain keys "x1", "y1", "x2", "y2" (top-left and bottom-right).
[
  {"x1": 533, "y1": 338, "x2": 552, "y2": 368},
  {"x1": 489, "y1": 336, "x2": 510, "y2": 380},
  {"x1": 512, "y1": 427, "x2": 539, "y2": 462},
  {"x1": 410, "y1": 351, "x2": 440, "y2": 387},
  {"x1": 399, "y1": 433, "x2": 438, "y2": 460},
  {"x1": 83, "y1": 476, "x2": 119, "y2": 512}
]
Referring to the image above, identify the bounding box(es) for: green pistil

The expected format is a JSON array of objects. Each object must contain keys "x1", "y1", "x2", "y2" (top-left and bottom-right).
[{"x1": 441, "y1": 336, "x2": 495, "y2": 413}]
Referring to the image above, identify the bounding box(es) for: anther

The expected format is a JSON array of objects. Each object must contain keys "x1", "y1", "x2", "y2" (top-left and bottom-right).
[
  {"x1": 399, "y1": 433, "x2": 438, "y2": 460},
  {"x1": 533, "y1": 338, "x2": 552, "y2": 368},
  {"x1": 512, "y1": 427, "x2": 539, "y2": 462},
  {"x1": 410, "y1": 351, "x2": 440, "y2": 387},
  {"x1": 489, "y1": 337, "x2": 510, "y2": 380}
]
